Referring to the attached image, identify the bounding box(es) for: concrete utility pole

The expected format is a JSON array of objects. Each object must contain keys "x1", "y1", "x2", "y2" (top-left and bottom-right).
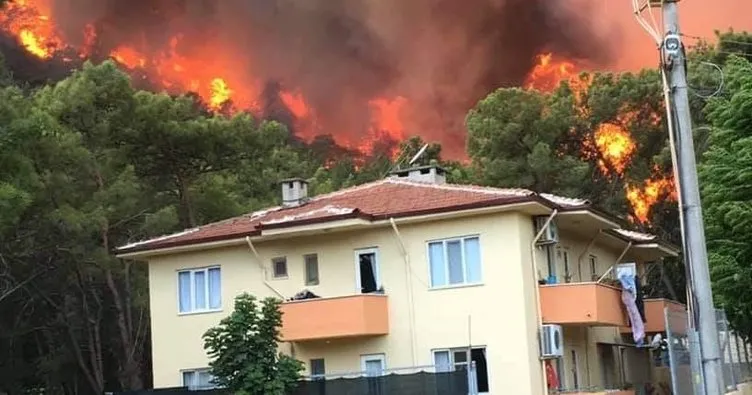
[{"x1": 661, "y1": 1, "x2": 724, "y2": 394}]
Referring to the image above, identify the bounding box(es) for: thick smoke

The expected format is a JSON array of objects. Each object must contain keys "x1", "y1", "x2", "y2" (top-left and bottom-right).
[{"x1": 3, "y1": 0, "x2": 614, "y2": 156}]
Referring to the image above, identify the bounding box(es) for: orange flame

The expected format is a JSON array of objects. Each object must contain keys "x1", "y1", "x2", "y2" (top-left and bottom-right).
[
  {"x1": 280, "y1": 90, "x2": 311, "y2": 120},
  {"x1": 369, "y1": 96, "x2": 407, "y2": 136},
  {"x1": 209, "y1": 78, "x2": 232, "y2": 110},
  {"x1": 525, "y1": 53, "x2": 578, "y2": 91},
  {"x1": 626, "y1": 174, "x2": 677, "y2": 223},
  {"x1": 365, "y1": 96, "x2": 408, "y2": 157},
  {"x1": 1, "y1": 0, "x2": 63, "y2": 59},
  {"x1": 593, "y1": 122, "x2": 637, "y2": 175},
  {"x1": 111, "y1": 46, "x2": 147, "y2": 70}
]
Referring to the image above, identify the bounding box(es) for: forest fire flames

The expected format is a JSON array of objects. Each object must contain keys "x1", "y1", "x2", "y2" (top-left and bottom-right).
[
  {"x1": 593, "y1": 120, "x2": 637, "y2": 175},
  {"x1": 525, "y1": 53, "x2": 675, "y2": 223},
  {"x1": 525, "y1": 53, "x2": 578, "y2": 91},
  {"x1": 0, "y1": 1, "x2": 675, "y2": 224},
  {"x1": 1, "y1": 0, "x2": 61, "y2": 58},
  {"x1": 627, "y1": 175, "x2": 677, "y2": 223}
]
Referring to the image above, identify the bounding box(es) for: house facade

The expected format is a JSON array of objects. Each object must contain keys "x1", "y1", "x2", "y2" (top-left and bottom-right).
[{"x1": 116, "y1": 165, "x2": 682, "y2": 395}]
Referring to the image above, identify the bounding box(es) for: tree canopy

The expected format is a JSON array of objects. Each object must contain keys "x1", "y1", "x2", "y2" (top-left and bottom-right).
[
  {"x1": 700, "y1": 55, "x2": 752, "y2": 340},
  {"x1": 203, "y1": 293, "x2": 303, "y2": 395}
]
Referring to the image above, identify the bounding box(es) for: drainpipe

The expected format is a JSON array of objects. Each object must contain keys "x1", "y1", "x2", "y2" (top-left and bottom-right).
[
  {"x1": 390, "y1": 218, "x2": 418, "y2": 366},
  {"x1": 532, "y1": 210, "x2": 558, "y2": 395},
  {"x1": 245, "y1": 236, "x2": 285, "y2": 298},
  {"x1": 596, "y1": 242, "x2": 633, "y2": 284},
  {"x1": 577, "y1": 230, "x2": 603, "y2": 282}
]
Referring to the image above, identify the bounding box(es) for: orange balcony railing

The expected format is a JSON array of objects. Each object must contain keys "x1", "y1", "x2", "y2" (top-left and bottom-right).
[
  {"x1": 540, "y1": 282, "x2": 628, "y2": 326},
  {"x1": 280, "y1": 294, "x2": 389, "y2": 342},
  {"x1": 621, "y1": 298, "x2": 688, "y2": 335}
]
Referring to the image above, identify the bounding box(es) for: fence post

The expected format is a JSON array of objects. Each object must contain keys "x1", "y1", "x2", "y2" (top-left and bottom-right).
[
  {"x1": 742, "y1": 338, "x2": 750, "y2": 378},
  {"x1": 719, "y1": 309, "x2": 737, "y2": 390},
  {"x1": 665, "y1": 306, "x2": 680, "y2": 395},
  {"x1": 734, "y1": 333, "x2": 744, "y2": 383},
  {"x1": 689, "y1": 330, "x2": 706, "y2": 395}
]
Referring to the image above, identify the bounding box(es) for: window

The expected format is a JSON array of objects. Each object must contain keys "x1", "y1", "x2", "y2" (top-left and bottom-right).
[
  {"x1": 182, "y1": 368, "x2": 215, "y2": 390},
  {"x1": 433, "y1": 347, "x2": 489, "y2": 393},
  {"x1": 310, "y1": 358, "x2": 325, "y2": 379},
  {"x1": 545, "y1": 245, "x2": 556, "y2": 281},
  {"x1": 589, "y1": 255, "x2": 598, "y2": 280},
  {"x1": 555, "y1": 358, "x2": 564, "y2": 390},
  {"x1": 571, "y1": 349, "x2": 580, "y2": 390},
  {"x1": 272, "y1": 257, "x2": 288, "y2": 278},
  {"x1": 356, "y1": 248, "x2": 381, "y2": 293},
  {"x1": 305, "y1": 254, "x2": 319, "y2": 286},
  {"x1": 427, "y1": 236, "x2": 481, "y2": 288},
  {"x1": 558, "y1": 247, "x2": 571, "y2": 283},
  {"x1": 360, "y1": 354, "x2": 385, "y2": 377},
  {"x1": 178, "y1": 267, "x2": 221, "y2": 313}
]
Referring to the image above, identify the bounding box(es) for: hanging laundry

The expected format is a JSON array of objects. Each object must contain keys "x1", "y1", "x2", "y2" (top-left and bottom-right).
[
  {"x1": 619, "y1": 272, "x2": 646, "y2": 345},
  {"x1": 635, "y1": 276, "x2": 647, "y2": 323},
  {"x1": 545, "y1": 360, "x2": 559, "y2": 390}
]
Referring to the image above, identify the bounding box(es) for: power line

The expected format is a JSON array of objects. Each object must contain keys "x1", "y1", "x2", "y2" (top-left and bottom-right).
[{"x1": 681, "y1": 33, "x2": 752, "y2": 48}]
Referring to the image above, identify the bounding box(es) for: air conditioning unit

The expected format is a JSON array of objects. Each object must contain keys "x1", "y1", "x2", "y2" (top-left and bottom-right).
[
  {"x1": 535, "y1": 217, "x2": 559, "y2": 245},
  {"x1": 540, "y1": 324, "x2": 564, "y2": 359}
]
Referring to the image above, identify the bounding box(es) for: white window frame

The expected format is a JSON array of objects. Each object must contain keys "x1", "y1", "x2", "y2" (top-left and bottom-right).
[
  {"x1": 360, "y1": 353, "x2": 386, "y2": 377},
  {"x1": 571, "y1": 349, "x2": 580, "y2": 390},
  {"x1": 432, "y1": 347, "x2": 488, "y2": 394},
  {"x1": 432, "y1": 348, "x2": 469, "y2": 372},
  {"x1": 177, "y1": 266, "x2": 221, "y2": 315},
  {"x1": 304, "y1": 253, "x2": 320, "y2": 286},
  {"x1": 181, "y1": 368, "x2": 215, "y2": 390},
  {"x1": 271, "y1": 256, "x2": 288, "y2": 279},
  {"x1": 426, "y1": 235, "x2": 482, "y2": 289},
  {"x1": 589, "y1": 254, "x2": 598, "y2": 280},
  {"x1": 309, "y1": 358, "x2": 326, "y2": 379},
  {"x1": 354, "y1": 248, "x2": 381, "y2": 293},
  {"x1": 557, "y1": 246, "x2": 572, "y2": 283}
]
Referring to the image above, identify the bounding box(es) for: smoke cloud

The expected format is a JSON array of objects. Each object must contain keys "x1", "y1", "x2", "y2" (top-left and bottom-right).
[{"x1": 3, "y1": 0, "x2": 615, "y2": 156}]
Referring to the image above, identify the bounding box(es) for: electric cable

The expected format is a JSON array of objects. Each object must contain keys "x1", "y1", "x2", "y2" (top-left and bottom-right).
[{"x1": 689, "y1": 61, "x2": 724, "y2": 99}]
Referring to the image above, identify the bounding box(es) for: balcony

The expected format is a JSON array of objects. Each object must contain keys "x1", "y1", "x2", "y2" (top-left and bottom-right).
[
  {"x1": 621, "y1": 298, "x2": 688, "y2": 335},
  {"x1": 280, "y1": 294, "x2": 389, "y2": 342},
  {"x1": 539, "y1": 282, "x2": 628, "y2": 326}
]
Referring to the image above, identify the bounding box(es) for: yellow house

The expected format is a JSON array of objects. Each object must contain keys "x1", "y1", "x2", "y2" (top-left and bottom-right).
[{"x1": 116, "y1": 165, "x2": 681, "y2": 395}]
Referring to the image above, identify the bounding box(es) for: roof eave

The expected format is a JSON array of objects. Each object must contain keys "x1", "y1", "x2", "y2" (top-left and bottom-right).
[
  {"x1": 115, "y1": 234, "x2": 255, "y2": 260},
  {"x1": 602, "y1": 229, "x2": 680, "y2": 258},
  {"x1": 116, "y1": 197, "x2": 547, "y2": 258},
  {"x1": 556, "y1": 209, "x2": 622, "y2": 230}
]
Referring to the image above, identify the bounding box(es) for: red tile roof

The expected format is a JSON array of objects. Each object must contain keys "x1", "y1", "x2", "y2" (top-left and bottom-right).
[{"x1": 116, "y1": 178, "x2": 655, "y2": 255}]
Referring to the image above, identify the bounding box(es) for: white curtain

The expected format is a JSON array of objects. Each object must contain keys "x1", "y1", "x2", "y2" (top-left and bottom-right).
[
  {"x1": 208, "y1": 268, "x2": 221, "y2": 309},
  {"x1": 178, "y1": 271, "x2": 191, "y2": 312}
]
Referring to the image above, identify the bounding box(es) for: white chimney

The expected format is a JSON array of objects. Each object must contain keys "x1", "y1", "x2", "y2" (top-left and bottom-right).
[
  {"x1": 389, "y1": 164, "x2": 447, "y2": 185},
  {"x1": 281, "y1": 178, "x2": 309, "y2": 207}
]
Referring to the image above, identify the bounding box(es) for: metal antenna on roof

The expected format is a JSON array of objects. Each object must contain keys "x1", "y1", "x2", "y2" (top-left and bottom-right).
[
  {"x1": 408, "y1": 144, "x2": 429, "y2": 166},
  {"x1": 382, "y1": 143, "x2": 429, "y2": 179}
]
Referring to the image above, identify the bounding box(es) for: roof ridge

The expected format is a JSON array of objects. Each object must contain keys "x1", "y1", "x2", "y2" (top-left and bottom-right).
[
  {"x1": 384, "y1": 178, "x2": 534, "y2": 196},
  {"x1": 261, "y1": 204, "x2": 356, "y2": 225},
  {"x1": 306, "y1": 178, "x2": 390, "y2": 201}
]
